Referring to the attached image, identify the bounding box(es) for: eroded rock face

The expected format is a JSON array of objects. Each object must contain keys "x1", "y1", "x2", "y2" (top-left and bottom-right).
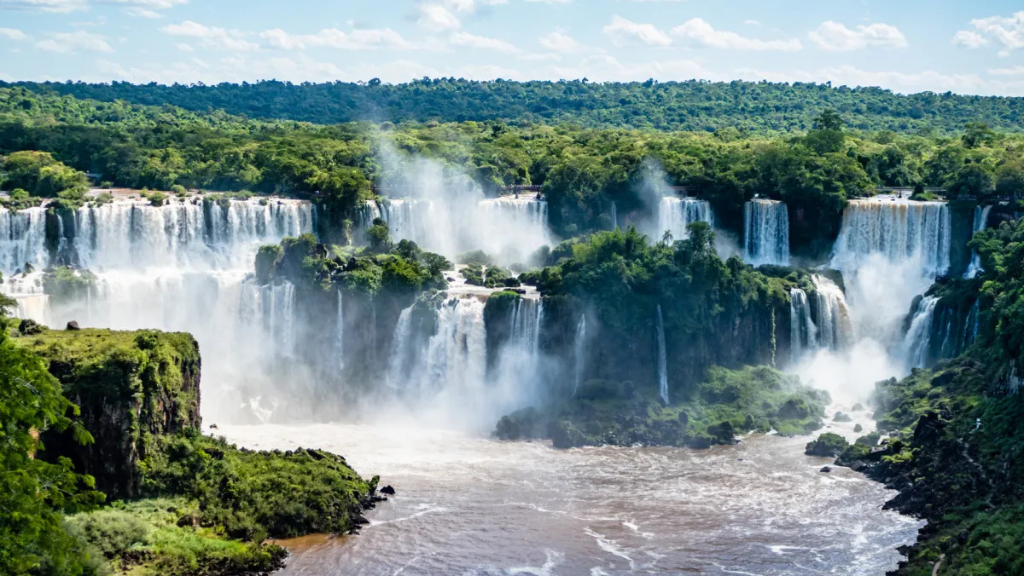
[{"x1": 22, "y1": 329, "x2": 201, "y2": 498}]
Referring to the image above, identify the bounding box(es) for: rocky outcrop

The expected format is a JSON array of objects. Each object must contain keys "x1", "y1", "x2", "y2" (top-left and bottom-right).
[{"x1": 18, "y1": 329, "x2": 201, "y2": 498}]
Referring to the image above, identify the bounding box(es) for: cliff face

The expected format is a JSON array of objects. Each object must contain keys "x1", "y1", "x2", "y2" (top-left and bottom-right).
[{"x1": 18, "y1": 328, "x2": 201, "y2": 499}]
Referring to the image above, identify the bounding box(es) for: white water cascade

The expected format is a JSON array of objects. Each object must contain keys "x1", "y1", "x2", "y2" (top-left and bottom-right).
[
  {"x1": 903, "y1": 296, "x2": 939, "y2": 370},
  {"x1": 789, "y1": 288, "x2": 817, "y2": 363},
  {"x1": 573, "y1": 314, "x2": 587, "y2": 396},
  {"x1": 1, "y1": 198, "x2": 314, "y2": 422},
  {"x1": 657, "y1": 197, "x2": 713, "y2": 242},
  {"x1": 831, "y1": 199, "x2": 951, "y2": 279},
  {"x1": 744, "y1": 199, "x2": 790, "y2": 266},
  {"x1": 0, "y1": 207, "x2": 48, "y2": 273},
  {"x1": 964, "y1": 205, "x2": 993, "y2": 279},
  {"x1": 811, "y1": 275, "x2": 854, "y2": 351},
  {"x1": 361, "y1": 194, "x2": 552, "y2": 263},
  {"x1": 655, "y1": 304, "x2": 669, "y2": 405}
]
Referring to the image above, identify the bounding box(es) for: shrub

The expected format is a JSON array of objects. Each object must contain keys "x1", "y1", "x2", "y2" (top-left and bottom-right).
[
  {"x1": 805, "y1": 432, "x2": 849, "y2": 457},
  {"x1": 148, "y1": 192, "x2": 168, "y2": 207}
]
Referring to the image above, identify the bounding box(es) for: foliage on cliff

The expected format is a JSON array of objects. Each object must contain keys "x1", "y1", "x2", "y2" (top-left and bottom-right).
[
  {"x1": 526, "y1": 223, "x2": 794, "y2": 397},
  {"x1": 496, "y1": 365, "x2": 827, "y2": 449},
  {"x1": 17, "y1": 328, "x2": 201, "y2": 499},
  {"x1": 0, "y1": 308, "x2": 104, "y2": 576}
]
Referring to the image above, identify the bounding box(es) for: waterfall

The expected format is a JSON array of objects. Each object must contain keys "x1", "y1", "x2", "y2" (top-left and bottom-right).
[
  {"x1": 903, "y1": 296, "x2": 939, "y2": 369},
  {"x1": 387, "y1": 305, "x2": 416, "y2": 391},
  {"x1": 0, "y1": 207, "x2": 48, "y2": 273},
  {"x1": 335, "y1": 290, "x2": 345, "y2": 371},
  {"x1": 964, "y1": 205, "x2": 993, "y2": 279},
  {"x1": 573, "y1": 314, "x2": 587, "y2": 396},
  {"x1": 610, "y1": 201, "x2": 618, "y2": 229},
  {"x1": 423, "y1": 298, "x2": 487, "y2": 397},
  {"x1": 789, "y1": 288, "x2": 817, "y2": 363},
  {"x1": 811, "y1": 275, "x2": 853, "y2": 351},
  {"x1": 364, "y1": 194, "x2": 552, "y2": 262},
  {"x1": 657, "y1": 197, "x2": 713, "y2": 242},
  {"x1": 655, "y1": 304, "x2": 668, "y2": 405},
  {"x1": 744, "y1": 199, "x2": 790, "y2": 266},
  {"x1": 831, "y1": 199, "x2": 951, "y2": 278}
]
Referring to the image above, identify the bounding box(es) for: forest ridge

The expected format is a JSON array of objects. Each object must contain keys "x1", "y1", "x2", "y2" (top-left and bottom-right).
[{"x1": 5, "y1": 79, "x2": 1024, "y2": 134}]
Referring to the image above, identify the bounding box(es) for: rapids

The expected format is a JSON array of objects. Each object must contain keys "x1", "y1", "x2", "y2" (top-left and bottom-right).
[{"x1": 219, "y1": 421, "x2": 922, "y2": 576}]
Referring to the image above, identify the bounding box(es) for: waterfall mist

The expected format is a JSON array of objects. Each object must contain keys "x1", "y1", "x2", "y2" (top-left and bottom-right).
[{"x1": 366, "y1": 143, "x2": 553, "y2": 265}]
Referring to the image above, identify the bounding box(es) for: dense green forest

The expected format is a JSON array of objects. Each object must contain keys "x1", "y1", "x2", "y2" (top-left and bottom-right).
[
  {"x1": 3, "y1": 86, "x2": 1024, "y2": 257},
  {"x1": 6, "y1": 79, "x2": 1024, "y2": 134}
]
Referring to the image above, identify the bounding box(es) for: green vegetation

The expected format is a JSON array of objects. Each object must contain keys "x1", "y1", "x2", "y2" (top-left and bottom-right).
[
  {"x1": 0, "y1": 316, "x2": 377, "y2": 576},
  {"x1": 9, "y1": 79, "x2": 1024, "y2": 134},
  {"x1": 805, "y1": 432, "x2": 849, "y2": 457},
  {"x1": 3, "y1": 86, "x2": 1024, "y2": 256},
  {"x1": 496, "y1": 365, "x2": 828, "y2": 449},
  {"x1": 828, "y1": 216, "x2": 1024, "y2": 575},
  {"x1": 526, "y1": 223, "x2": 794, "y2": 396}
]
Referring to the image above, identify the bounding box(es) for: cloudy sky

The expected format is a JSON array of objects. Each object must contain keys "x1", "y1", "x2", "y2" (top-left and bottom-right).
[{"x1": 1, "y1": 0, "x2": 1023, "y2": 95}]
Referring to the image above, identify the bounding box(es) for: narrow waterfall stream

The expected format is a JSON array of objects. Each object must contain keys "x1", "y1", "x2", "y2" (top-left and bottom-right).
[{"x1": 744, "y1": 199, "x2": 790, "y2": 266}]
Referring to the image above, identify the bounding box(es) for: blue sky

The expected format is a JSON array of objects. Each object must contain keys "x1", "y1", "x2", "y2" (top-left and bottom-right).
[{"x1": 1, "y1": 1, "x2": 1023, "y2": 95}]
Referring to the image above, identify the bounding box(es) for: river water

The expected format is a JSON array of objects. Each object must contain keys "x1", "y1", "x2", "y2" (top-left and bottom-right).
[{"x1": 219, "y1": 421, "x2": 922, "y2": 576}]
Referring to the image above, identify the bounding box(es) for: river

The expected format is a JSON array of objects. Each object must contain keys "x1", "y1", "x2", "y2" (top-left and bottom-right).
[{"x1": 218, "y1": 421, "x2": 922, "y2": 576}]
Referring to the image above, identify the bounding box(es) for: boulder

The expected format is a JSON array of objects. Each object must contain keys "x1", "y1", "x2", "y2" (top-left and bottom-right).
[
  {"x1": 852, "y1": 403, "x2": 864, "y2": 411},
  {"x1": 380, "y1": 485, "x2": 396, "y2": 495},
  {"x1": 820, "y1": 466, "x2": 832, "y2": 473},
  {"x1": 833, "y1": 412, "x2": 853, "y2": 422},
  {"x1": 805, "y1": 433, "x2": 850, "y2": 457},
  {"x1": 66, "y1": 320, "x2": 80, "y2": 330},
  {"x1": 853, "y1": 424, "x2": 863, "y2": 433}
]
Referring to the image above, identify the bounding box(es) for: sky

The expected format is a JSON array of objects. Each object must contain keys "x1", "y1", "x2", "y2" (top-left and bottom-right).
[{"x1": 1, "y1": 1, "x2": 1023, "y2": 95}]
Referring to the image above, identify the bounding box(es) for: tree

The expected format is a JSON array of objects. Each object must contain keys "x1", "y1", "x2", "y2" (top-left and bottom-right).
[
  {"x1": 805, "y1": 110, "x2": 845, "y2": 155},
  {"x1": 962, "y1": 122, "x2": 996, "y2": 149},
  {"x1": 0, "y1": 302, "x2": 103, "y2": 575}
]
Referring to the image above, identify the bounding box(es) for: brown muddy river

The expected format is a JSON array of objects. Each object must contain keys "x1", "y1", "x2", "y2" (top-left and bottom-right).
[{"x1": 219, "y1": 422, "x2": 922, "y2": 576}]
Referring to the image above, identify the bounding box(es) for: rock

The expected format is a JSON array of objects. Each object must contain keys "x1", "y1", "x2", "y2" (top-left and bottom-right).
[
  {"x1": 912, "y1": 412, "x2": 947, "y2": 445},
  {"x1": 805, "y1": 433, "x2": 850, "y2": 457},
  {"x1": 676, "y1": 411, "x2": 689, "y2": 428},
  {"x1": 852, "y1": 403, "x2": 864, "y2": 411},
  {"x1": 209, "y1": 423, "x2": 218, "y2": 430},
  {"x1": 833, "y1": 412, "x2": 853, "y2": 422},
  {"x1": 66, "y1": 320, "x2": 80, "y2": 330},
  {"x1": 778, "y1": 398, "x2": 811, "y2": 419},
  {"x1": 550, "y1": 420, "x2": 586, "y2": 449},
  {"x1": 853, "y1": 424, "x2": 863, "y2": 433},
  {"x1": 380, "y1": 485, "x2": 396, "y2": 495},
  {"x1": 820, "y1": 466, "x2": 832, "y2": 473},
  {"x1": 18, "y1": 318, "x2": 44, "y2": 335}
]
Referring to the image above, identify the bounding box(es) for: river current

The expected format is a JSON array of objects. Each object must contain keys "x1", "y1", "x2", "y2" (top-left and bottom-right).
[{"x1": 219, "y1": 421, "x2": 922, "y2": 576}]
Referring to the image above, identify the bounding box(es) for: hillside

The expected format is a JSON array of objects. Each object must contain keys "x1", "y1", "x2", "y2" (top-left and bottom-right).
[{"x1": 6, "y1": 79, "x2": 1024, "y2": 134}]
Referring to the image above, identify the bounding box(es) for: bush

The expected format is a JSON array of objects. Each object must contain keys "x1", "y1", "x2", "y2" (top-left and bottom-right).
[
  {"x1": 148, "y1": 192, "x2": 168, "y2": 207},
  {"x1": 170, "y1": 184, "x2": 187, "y2": 197}
]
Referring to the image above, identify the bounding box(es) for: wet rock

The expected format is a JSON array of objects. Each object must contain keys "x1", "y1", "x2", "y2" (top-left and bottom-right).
[
  {"x1": 820, "y1": 466, "x2": 832, "y2": 473},
  {"x1": 833, "y1": 412, "x2": 853, "y2": 422},
  {"x1": 66, "y1": 320, "x2": 80, "y2": 330},
  {"x1": 805, "y1": 433, "x2": 850, "y2": 457},
  {"x1": 852, "y1": 403, "x2": 864, "y2": 411},
  {"x1": 912, "y1": 412, "x2": 947, "y2": 445},
  {"x1": 209, "y1": 423, "x2": 218, "y2": 430},
  {"x1": 380, "y1": 485, "x2": 396, "y2": 495},
  {"x1": 18, "y1": 318, "x2": 44, "y2": 335},
  {"x1": 853, "y1": 424, "x2": 863, "y2": 433},
  {"x1": 550, "y1": 420, "x2": 586, "y2": 449}
]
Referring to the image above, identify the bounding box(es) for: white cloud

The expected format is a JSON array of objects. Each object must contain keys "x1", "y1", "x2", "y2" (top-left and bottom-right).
[
  {"x1": 418, "y1": 3, "x2": 461, "y2": 31},
  {"x1": 161, "y1": 20, "x2": 258, "y2": 51},
  {"x1": 539, "y1": 30, "x2": 581, "y2": 53},
  {"x1": 745, "y1": 20, "x2": 761, "y2": 26},
  {"x1": 602, "y1": 15, "x2": 671, "y2": 47},
  {"x1": 524, "y1": 0, "x2": 571, "y2": 3},
  {"x1": 0, "y1": 28, "x2": 30, "y2": 41},
  {"x1": 734, "y1": 64, "x2": 1024, "y2": 96},
  {"x1": 0, "y1": 0, "x2": 86, "y2": 12},
  {"x1": 261, "y1": 28, "x2": 411, "y2": 50},
  {"x1": 989, "y1": 65, "x2": 1024, "y2": 76},
  {"x1": 125, "y1": 7, "x2": 162, "y2": 17},
  {"x1": 952, "y1": 30, "x2": 989, "y2": 49},
  {"x1": 953, "y1": 11, "x2": 1024, "y2": 53},
  {"x1": 808, "y1": 21, "x2": 908, "y2": 51},
  {"x1": 672, "y1": 18, "x2": 802, "y2": 51},
  {"x1": 35, "y1": 30, "x2": 113, "y2": 53},
  {"x1": 95, "y1": 53, "x2": 345, "y2": 84},
  {"x1": 449, "y1": 31, "x2": 516, "y2": 53}
]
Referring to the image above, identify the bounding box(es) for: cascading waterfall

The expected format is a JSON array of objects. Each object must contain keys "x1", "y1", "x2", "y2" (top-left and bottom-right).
[
  {"x1": 744, "y1": 199, "x2": 790, "y2": 266},
  {"x1": 573, "y1": 314, "x2": 587, "y2": 396},
  {"x1": 360, "y1": 194, "x2": 552, "y2": 262},
  {"x1": 424, "y1": 298, "x2": 488, "y2": 398},
  {"x1": 335, "y1": 290, "x2": 345, "y2": 371},
  {"x1": 831, "y1": 199, "x2": 951, "y2": 278},
  {"x1": 789, "y1": 288, "x2": 817, "y2": 363},
  {"x1": 610, "y1": 201, "x2": 618, "y2": 229},
  {"x1": 658, "y1": 197, "x2": 713, "y2": 242},
  {"x1": 811, "y1": 275, "x2": 853, "y2": 351},
  {"x1": 964, "y1": 205, "x2": 993, "y2": 279},
  {"x1": 903, "y1": 296, "x2": 939, "y2": 370},
  {"x1": 655, "y1": 304, "x2": 668, "y2": 405},
  {"x1": 386, "y1": 306, "x2": 415, "y2": 392},
  {"x1": 2, "y1": 197, "x2": 314, "y2": 422},
  {"x1": 0, "y1": 207, "x2": 48, "y2": 273}
]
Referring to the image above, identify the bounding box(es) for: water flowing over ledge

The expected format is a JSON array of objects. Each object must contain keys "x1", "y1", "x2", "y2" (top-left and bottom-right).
[{"x1": 744, "y1": 199, "x2": 790, "y2": 266}]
